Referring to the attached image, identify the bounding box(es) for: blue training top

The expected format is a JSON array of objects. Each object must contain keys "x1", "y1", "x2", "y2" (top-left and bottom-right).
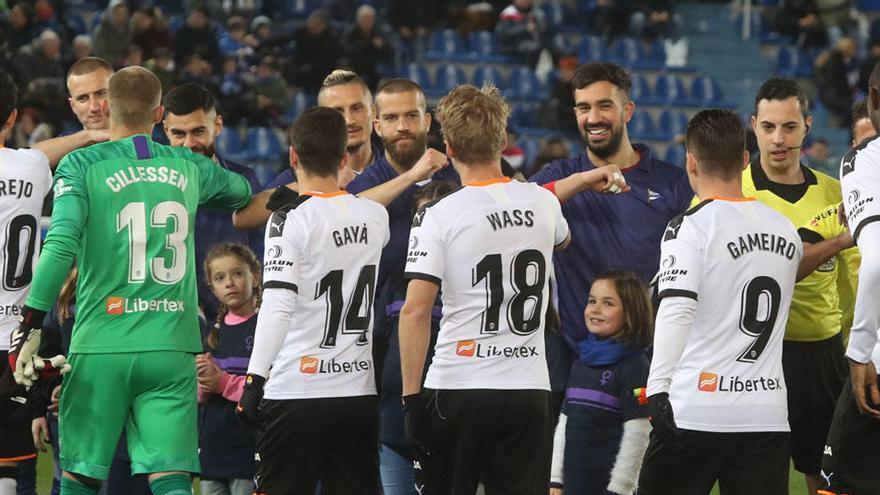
[{"x1": 529, "y1": 144, "x2": 692, "y2": 353}]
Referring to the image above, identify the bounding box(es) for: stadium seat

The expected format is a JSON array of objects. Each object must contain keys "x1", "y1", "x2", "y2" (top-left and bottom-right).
[
  {"x1": 776, "y1": 47, "x2": 800, "y2": 78},
  {"x1": 283, "y1": 92, "x2": 314, "y2": 125},
  {"x1": 507, "y1": 67, "x2": 548, "y2": 100},
  {"x1": 245, "y1": 127, "x2": 284, "y2": 161},
  {"x1": 467, "y1": 31, "x2": 513, "y2": 63},
  {"x1": 253, "y1": 163, "x2": 279, "y2": 187},
  {"x1": 519, "y1": 139, "x2": 542, "y2": 170},
  {"x1": 399, "y1": 63, "x2": 432, "y2": 91},
  {"x1": 630, "y1": 73, "x2": 653, "y2": 103},
  {"x1": 216, "y1": 128, "x2": 244, "y2": 157},
  {"x1": 629, "y1": 111, "x2": 658, "y2": 141},
  {"x1": 609, "y1": 37, "x2": 643, "y2": 68},
  {"x1": 664, "y1": 145, "x2": 686, "y2": 167},
  {"x1": 657, "y1": 110, "x2": 688, "y2": 141},
  {"x1": 278, "y1": 0, "x2": 315, "y2": 19},
  {"x1": 643, "y1": 39, "x2": 667, "y2": 70},
  {"x1": 652, "y1": 74, "x2": 689, "y2": 106},
  {"x1": 541, "y1": 1, "x2": 565, "y2": 29},
  {"x1": 690, "y1": 76, "x2": 732, "y2": 108},
  {"x1": 426, "y1": 29, "x2": 467, "y2": 61},
  {"x1": 578, "y1": 36, "x2": 607, "y2": 63},
  {"x1": 472, "y1": 66, "x2": 506, "y2": 92},
  {"x1": 431, "y1": 65, "x2": 466, "y2": 97}
]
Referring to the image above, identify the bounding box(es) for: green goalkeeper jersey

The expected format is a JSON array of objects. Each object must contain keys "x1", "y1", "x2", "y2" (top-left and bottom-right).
[{"x1": 26, "y1": 134, "x2": 252, "y2": 353}]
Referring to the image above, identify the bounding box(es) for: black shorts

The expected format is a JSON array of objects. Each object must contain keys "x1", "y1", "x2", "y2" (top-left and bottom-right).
[
  {"x1": 420, "y1": 388, "x2": 551, "y2": 495},
  {"x1": 254, "y1": 395, "x2": 380, "y2": 495},
  {"x1": 639, "y1": 429, "x2": 789, "y2": 495},
  {"x1": 0, "y1": 351, "x2": 36, "y2": 462},
  {"x1": 783, "y1": 333, "x2": 848, "y2": 474},
  {"x1": 820, "y1": 375, "x2": 880, "y2": 495}
]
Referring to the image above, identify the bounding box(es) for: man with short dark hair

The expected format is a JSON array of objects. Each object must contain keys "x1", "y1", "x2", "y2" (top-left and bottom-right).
[
  {"x1": 852, "y1": 98, "x2": 876, "y2": 146},
  {"x1": 163, "y1": 82, "x2": 262, "y2": 321},
  {"x1": 641, "y1": 109, "x2": 801, "y2": 495},
  {"x1": 744, "y1": 76, "x2": 850, "y2": 494},
  {"x1": 238, "y1": 107, "x2": 389, "y2": 494},
  {"x1": 9, "y1": 66, "x2": 253, "y2": 495}
]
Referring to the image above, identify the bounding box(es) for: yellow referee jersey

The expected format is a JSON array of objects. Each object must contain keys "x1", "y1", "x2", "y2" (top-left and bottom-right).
[
  {"x1": 743, "y1": 162, "x2": 844, "y2": 342},
  {"x1": 798, "y1": 203, "x2": 860, "y2": 343}
]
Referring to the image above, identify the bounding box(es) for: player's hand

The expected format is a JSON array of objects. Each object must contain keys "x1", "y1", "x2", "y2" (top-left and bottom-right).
[
  {"x1": 849, "y1": 359, "x2": 880, "y2": 419},
  {"x1": 648, "y1": 392, "x2": 679, "y2": 447},
  {"x1": 32, "y1": 417, "x2": 50, "y2": 451},
  {"x1": 48, "y1": 385, "x2": 61, "y2": 415},
  {"x1": 10, "y1": 326, "x2": 42, "y2": 387},
  {"x1": 581, "y1": 166, "x2": 630, "y2": 194},
  {"x1": 406, "y1": 149, "x2": 448, "y2": 184},
  {"x1": 402, "y1": 392, "x2": 432, "y2": 459},
  {"x1": 236, "y1": 373, "x2": 266, "y2": 427}
]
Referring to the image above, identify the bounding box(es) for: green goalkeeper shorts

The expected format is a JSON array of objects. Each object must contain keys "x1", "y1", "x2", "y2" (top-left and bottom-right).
[{"x1": 59, "y1": 351, "x2": 200, "y2": 479}]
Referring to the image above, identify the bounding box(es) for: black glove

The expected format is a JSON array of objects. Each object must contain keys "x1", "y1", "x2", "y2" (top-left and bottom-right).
[
  {"x1": 266, "y1": 185, "x2": 299, "y2": 211},
  {"x1": 648, "y1": 392, "x2": 679, "y2": 448},
  {"x1": 402, "y1": 392, "x2": 432, "y2": 460},
  {"x1": 236, "y1": 374, "x2": 266, "y2": 427}
]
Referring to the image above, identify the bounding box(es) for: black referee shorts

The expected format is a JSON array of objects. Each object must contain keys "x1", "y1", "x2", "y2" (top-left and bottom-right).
[
  {"x1": 0, "y1": 351, "x2": 36, "y2": 464},
  {"x1": 254, "y1": 395, "x2": 380, "y2": 495},
  {"x1": 639, "y1": 428, "x2": 789, "y2": 495},
  {"x1": 820, "y1": 375, "x2": 880, "y2": 495},
  {"x1": 420, "y1": 388, "x2": 551, "y2": 495},
  {"x1": 782, "y1": 333, "x2": 848, "y2": 474}
]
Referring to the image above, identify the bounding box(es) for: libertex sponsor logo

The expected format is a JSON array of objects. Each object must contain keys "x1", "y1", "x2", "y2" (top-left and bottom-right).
[
  {"x1": 299, "y1": 356, "x2": 372, "y2": 374},
  {"x1": 697, "y1": 371, "x2": 782, "y2": 393},
  {"x1": 455, "y1": 340, "x2": 538, "y2": 359},
  {"x1": 105, "y1": 296, "x2": 185, "y2": 315}
]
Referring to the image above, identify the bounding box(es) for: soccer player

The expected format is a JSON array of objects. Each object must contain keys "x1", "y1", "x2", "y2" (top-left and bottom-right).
[
  {"x1": 8, "y1": 66, "x2": 253, "y2": 495},
  {"x1": 820, "y1": 61, "x2": 880, "y2": 495},
  {"x1": 640, "y1": 109, "x2": 802, "y2": 495},
  {"x1": 236, "y1": 106, "x2": 389, "y2": 494},
  {"x1": 743, "y1": 77, "x2": 849, "y2": 494},
  {"x1": 851, "y1": 98, "x2": 876, "y2": 147},
  {"x1": 66, "y1": 57, "x2": 113, "y2": 132},
  {"x1": 233, "y1": 69, "x2": 378, "y2": 230},
  {"x1": 399, "y1": 84, "x2": 572, "y2": 494},
  {"x1": 163, "y1": 82, "x2": 263, "y2": 321}
]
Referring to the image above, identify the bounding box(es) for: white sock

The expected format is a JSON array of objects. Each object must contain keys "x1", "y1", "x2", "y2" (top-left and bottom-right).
[{"x1": 0, "y1": 477, "x2": 17, "y2": 495}]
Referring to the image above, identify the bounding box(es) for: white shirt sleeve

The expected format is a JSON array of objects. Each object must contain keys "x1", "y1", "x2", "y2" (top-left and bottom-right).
[
  {"x1": 404, "y1": 206, "x2": 444, "y2": 285},
  {"x1": 551, "y1": 193, "x2": 570, "y2": 247},
  {"x1": 846, "y1": 221, "x2": 880, "y2": 363},
  {"x1": 647, "y1": 296, "x2": 697, "y2": 396},
  {"x1": 247, "y1": 210, "x2": 302, "y2": 377},
  {"x1": 656, "y1": 216, "x2": 703, "y2": 300}
]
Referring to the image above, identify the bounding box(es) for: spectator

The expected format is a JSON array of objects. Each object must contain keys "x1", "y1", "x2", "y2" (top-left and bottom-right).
[
  {"x1": 62, "y1": 35, "x2": 94, "y2": 75},
  {"x1": 549, "y1": 55, "x2": 578, "y2": 130},
  {"x1": 529, "y1": 137, "x2": 571, "y2": 176},
  {"x1": 178, "y1": 53, "x2": 221, "y2": 96},
  {"x1": 92, "y1": 0, "x2": 132, "y2": 67},
  {"x1": 815, "y1": 37, "x2": 856, "y2": 127},
  {"x1": 0, "y1": 2, "x2": 36, "y2": 52},
  {"x1": 174, "y1": 5, "x2": 221, "y2": 70},
  {"x1": 852, "y1": 98, "x2": 877, "y2": 146},
  {"x1": 250, "y1": 15, "x2": 274, "y2": 47},
  {"x1": 144, "y1": 48, "x2": 177, "y2": 93},
  {"x1": 815, "y1": 0, "x2": 854, "y2": 42},
  {"x1": 632, "y1": 0, "x2": 679, "y2": 41},
  {"x1": 496, "y1": 0, "x2": 550, "y2": 68},
  {"x1": 218, "y1": 16, "x2": 256, "y2": 64},
  {"x1": 243, "y1": 55, "x2": 290, "y2": 125},
  {"x1": 16, "y1": 29, "x2": 64, "y2": 85},
  {"x1": 386, "y1": 0, "x2": 438, "y2": 62},
  {"x1": 265, "y1": 9, "x2": 340, "y2": 92},
  {"x1": 11, "y1": 107, "x2": 54, "y2": 148},
  {"x1": 589, "y1": 0, "x2": 632, "y2": 40},
  {"x1": 130, "y1": 6, "x2": 172, "y2": 61},
  {"x1": 776, "y1": 0, "x2": 827, "y2": 49},
  {"x1": 340, "y1": 5, "x2": 393, "y2": 89},
  {"x1": 805, "y1": 136, "x2": 832, "y2": 169},
  {"x1": 122, "y1": 44, "x2": 144, "y2": 67},
  {"x1": 502, "y1": 127, "x2": 526, "y2": 170}
]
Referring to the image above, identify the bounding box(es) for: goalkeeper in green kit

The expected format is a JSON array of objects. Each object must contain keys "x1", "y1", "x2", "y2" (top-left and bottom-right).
[{"x1": 7, "y1": 67, "x2": 252, "y2": 495}]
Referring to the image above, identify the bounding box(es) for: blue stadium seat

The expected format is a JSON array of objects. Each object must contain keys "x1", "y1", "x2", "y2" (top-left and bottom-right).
[
  {"x1": 578, "y1": 36, "x2": 607, "y2": 63},
  {"x1": 399, "y1": 63, "x2": 432, "y2": 91},
  {"x1": 630, "y1": 73, "x2": 653, "y2": 103},
  {"x1": 472, "y1": 66, "x2": 506, "y2": 92},
  {"x1": 253, "y1": 164, "x2": 279, "y2": 187},
  {"x1": 643, "y1": 39, "x2": 667, "y2": 70},
  {"x1": 541, "y1": 1, "x2": 565, "y2": 29},
  {"x1": 629, "y1": 111, "x2": 658, "y2": 141},
  {"x1": 664, "y1": 145, "x2": 686, "y2": 167},
  {"x1": 426, "y1": 29, "x2": 467, "y2": 61},
  {"x1": 652, "y1": 74, "x2": 689, "y2": 106},
  {"x1": 283, "y1": 92, "x2": 314, "y2": 125},
  {"x1": 467, "y1": 31, "x2": 513, "y2": 63},
  {"x1": 690, "y1": 76, "x2": 731, "y2": 107},
  {"x1": 245, "y1": 127, "x2": 284, "y2": 161},
  {"x1": 216, "y1": 127, "x2": 244, "y2": 157},
  {"x1": 431, "y1": 65, "x2": 466, "y2": 97},
  {"x1": 776, "y1": 47, "x2": 800, "y2": 78},
  {"x1": 507, "y1": 67, "x2": 547, "y2": 100},
  {"x1": 519, "y1": 139, "x2": 542, "y2": 171},
  {"x1": 657, "y1": 110, "x2": 688, "y2": 141},
  {"x1": 609, "y1": 37, "x2": 643, "y2": 68},
  {"x1": 278, "y1": 0, "x2": 315, "y2": 19}
]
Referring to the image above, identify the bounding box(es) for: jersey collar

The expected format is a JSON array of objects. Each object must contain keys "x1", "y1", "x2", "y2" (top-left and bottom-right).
[
  {"x1": 465, "y1": 177, "x2": 512, "y2": 187},
  {"x1": 301, "y1": 190, "x2": 348, "y2": 198},
  {"x1": 750, "y1": 160, "x2": 818, "y2": 190}
]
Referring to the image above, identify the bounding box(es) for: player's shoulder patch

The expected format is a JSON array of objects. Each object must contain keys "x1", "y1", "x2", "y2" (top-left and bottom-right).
[
  {"x1": 841, "y1": 134, "x2": 880, "y2": 177},
  {"x1": 268, "y1": 195, "x2": 311, "y2": 238},
  {"x1": 663, "y1": 199, "x2": 713, "y2": 241},
  {"x1": 411, "y1": 185, "x2": 462, "y2": 228}
]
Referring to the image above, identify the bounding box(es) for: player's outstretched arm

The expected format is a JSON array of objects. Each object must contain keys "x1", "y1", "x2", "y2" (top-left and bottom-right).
[
  {"x1": 232, "y1": 184, "x2": 299, "y2": 231},
  {"x1": 32, "y1": 129, "x2": 109, "y2": 170},
  {"x1": 547, "y1": 165, "x2": 630, "y2": 202},
  {"x1": 358, "y1": 149, "x2": 448, "y2": 207}
]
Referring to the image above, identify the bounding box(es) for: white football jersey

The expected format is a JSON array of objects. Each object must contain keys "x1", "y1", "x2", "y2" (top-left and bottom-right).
[
  {"x1": 840, "y1": 136, "x2": 880, "y2": 368},
  {"x1": 405, "y1": 178, "x2": 569, "y2": 390},
  {"x1": 0, "y1": 148, "x2": 52, "y2": 351},
  {"x1": 260, "y1": 192, "x2": 389, "y2": 400},
  {"x1": 648, "y1": 198, "x2": 801, "y2": 432}
]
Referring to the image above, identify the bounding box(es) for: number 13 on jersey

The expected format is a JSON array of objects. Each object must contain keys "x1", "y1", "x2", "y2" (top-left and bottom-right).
[{"x1": 116, "y1": 201, "x2": 188, "y2": 285}]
